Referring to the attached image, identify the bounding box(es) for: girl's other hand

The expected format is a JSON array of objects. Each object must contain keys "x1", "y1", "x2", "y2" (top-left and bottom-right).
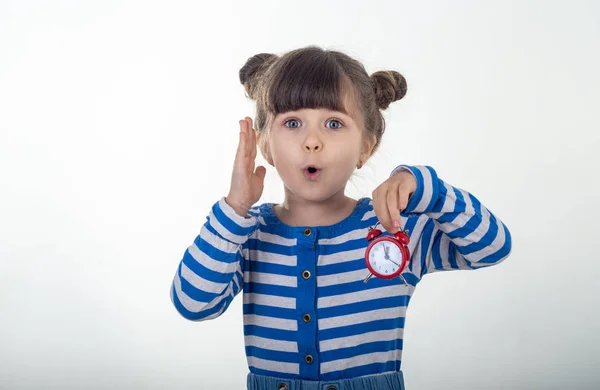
[
  {"x1": 225, "y1": 117, "x2": 267, "y2": 217},
  {"x1": 372, "y1": 170, "x2": 417, "y2": 233}
]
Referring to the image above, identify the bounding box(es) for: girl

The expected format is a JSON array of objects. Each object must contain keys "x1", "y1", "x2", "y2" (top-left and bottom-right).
[{"x1": 170, "y1": 45, "x2": 512, "y2": 390}]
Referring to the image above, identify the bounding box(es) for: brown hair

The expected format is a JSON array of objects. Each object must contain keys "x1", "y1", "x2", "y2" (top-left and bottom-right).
[{"x1": 239, "y1": 45, "x2": 407, "y2": 158}]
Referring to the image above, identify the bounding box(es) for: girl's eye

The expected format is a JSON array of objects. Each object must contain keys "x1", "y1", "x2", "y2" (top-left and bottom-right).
[
  {"x1": 283, "y1": 119, "x2": 301, "y2": 128},
  {"x1": 326, "y1": 119, "x2": 344, "y2": 130},
  {"x1": 283, "y1": 118, "x2": 344, "y2": 129}
]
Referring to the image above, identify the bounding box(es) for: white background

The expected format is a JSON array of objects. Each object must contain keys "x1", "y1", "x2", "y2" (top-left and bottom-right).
[{"x1": 1, "y1": 0, "x2": 599, "y2": 389}]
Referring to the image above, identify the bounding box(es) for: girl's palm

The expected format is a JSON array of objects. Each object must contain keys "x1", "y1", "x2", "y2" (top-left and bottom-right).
[{"x1": 227, "y1": 117, "x2": 266, "y2": 214}]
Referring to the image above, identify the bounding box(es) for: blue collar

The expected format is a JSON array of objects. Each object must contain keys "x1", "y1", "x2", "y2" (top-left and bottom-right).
[{"x1": 258, "y1": 197, "x2": 373, "y2": 239}]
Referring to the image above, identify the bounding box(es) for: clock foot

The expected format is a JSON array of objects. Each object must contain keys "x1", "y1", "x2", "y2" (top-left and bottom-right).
[{"x1": 399, "y1": 274, "x2": 408, "y2": 286}]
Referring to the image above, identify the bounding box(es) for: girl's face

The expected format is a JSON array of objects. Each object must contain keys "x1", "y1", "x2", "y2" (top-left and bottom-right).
[{"x1": 261, "y1": 104, "x2": 375, "y2": 203}]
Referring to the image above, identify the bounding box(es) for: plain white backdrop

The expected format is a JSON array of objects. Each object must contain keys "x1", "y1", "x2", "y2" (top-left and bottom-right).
[{"x1": 1, "y1": 0, "x2": 599, "y2": 389}]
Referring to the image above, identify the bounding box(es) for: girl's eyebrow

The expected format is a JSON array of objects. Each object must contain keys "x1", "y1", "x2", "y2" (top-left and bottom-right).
[{"x1": 331, "y1": 109, "x2": 356, "y2": 122}]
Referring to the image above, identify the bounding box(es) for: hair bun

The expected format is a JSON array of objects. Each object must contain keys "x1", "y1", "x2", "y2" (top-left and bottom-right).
[
  {"x1": 371, "y1": 70, "x2": 407, "y2": 110},
  {"x1": 239, "y1": 53, "x2": 278, "y2": 100}
]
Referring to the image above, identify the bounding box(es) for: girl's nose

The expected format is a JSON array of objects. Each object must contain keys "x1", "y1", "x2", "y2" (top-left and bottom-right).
[
  {"x1": 305, "y1": 143, "x2": 320, "y2": 151},
  {"x1": 304, "y1": 130, "x2": 323, "y2": 152}
]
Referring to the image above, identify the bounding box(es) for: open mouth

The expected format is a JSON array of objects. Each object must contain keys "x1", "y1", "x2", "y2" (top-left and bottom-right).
[{"x1": 304, "y1": 166, "x2": 321, "y2": 179}]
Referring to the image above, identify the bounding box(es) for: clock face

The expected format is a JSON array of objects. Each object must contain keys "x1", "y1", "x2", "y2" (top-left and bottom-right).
[{"x1": 368, "y1": 240, "x2": 404, "y2": 276}]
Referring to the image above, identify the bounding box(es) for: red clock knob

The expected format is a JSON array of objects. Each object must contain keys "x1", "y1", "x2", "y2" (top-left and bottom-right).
[{"x1": 366, "y1": 228, "x2": 382, "y2": 241}]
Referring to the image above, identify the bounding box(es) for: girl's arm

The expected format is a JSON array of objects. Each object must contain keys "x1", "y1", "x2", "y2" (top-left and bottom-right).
[
  {"x1": 390, "y1": 165, "x2": 512, "y2": 279},
  {"x1": 170, "y1": 197, "x2": 258, "y2": 321}
]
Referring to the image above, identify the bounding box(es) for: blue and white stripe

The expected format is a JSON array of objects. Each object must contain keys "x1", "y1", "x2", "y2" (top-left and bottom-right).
[{"x1": 171, "y1": 165, "x2": 512, "y2": 381}]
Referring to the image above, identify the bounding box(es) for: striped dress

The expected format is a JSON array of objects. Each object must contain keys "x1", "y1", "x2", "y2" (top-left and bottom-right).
[{"x1": 170, "y1": 164, "x2": 512, "y2": 381}]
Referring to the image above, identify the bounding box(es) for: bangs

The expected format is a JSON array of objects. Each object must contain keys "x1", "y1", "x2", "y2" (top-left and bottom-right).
[{"x1": 264, "y1": 50, "x2": 353, "y2": 117}]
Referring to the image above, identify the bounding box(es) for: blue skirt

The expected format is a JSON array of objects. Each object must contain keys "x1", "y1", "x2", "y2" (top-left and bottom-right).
[{"x1": 247, "y1": 371, "x2": 405, "y2": 390}]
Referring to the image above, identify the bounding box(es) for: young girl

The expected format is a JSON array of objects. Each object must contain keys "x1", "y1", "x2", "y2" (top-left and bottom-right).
[{"x1": 170, "y1": 45, "x2": 512, "y2": 390}]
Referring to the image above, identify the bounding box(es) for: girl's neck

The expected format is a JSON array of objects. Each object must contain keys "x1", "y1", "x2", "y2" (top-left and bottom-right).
[{"x1": 273, "y1": 189, "x2": 358, "y2": 227}]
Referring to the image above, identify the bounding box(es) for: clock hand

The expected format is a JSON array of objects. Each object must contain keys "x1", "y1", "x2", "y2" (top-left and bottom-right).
[{"x1": 388, "y1": 258, "x2": 400, "y2": 267}]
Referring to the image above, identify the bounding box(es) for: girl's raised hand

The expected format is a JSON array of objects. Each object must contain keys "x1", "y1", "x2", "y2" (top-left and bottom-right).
[{"x1": 225, "y1": 117, "x2": 267, "y2": 217}]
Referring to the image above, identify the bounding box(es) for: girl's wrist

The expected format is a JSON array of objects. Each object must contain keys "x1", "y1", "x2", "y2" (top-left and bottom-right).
[{"x1": 225, "y1": 196, "x2": 249, "y2": 217}]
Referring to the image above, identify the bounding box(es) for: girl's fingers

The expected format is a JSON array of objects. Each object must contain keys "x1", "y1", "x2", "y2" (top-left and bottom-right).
[
  {"x1": 245, "y1": 117, "x2": 254, "y2": 156},
  {"x1": 236, "y1": 120, "x2": 246, "y2": 158},
  {"x1": 399, "y1": 186, "x2": 409, "y2": 213},
  {"x1": 236, "y1": 119, "x2": 253, "y2": 175},
  {"x1": 249, "y1": 118, "x2": 258, "y2": 159},
  {"x1": 387, "y1": 188, "x2": 401, "y2": 232},
  {"x1": 372, "y1": 189, "x2": 390, "y2": 232}
]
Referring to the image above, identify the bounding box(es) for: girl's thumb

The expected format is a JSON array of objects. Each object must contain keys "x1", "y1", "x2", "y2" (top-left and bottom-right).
[{"x1": 255, "y1": 165, "x2": 267, "y2": 182}]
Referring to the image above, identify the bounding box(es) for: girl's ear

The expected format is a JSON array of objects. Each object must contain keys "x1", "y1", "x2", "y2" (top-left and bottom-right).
[{"x1": 358, "y1": 134, "x2": 377, "y2": 168}]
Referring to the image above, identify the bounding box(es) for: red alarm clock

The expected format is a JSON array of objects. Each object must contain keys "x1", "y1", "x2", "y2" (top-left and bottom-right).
[{"x1": 364, "y1": 222, "x2": 411, "y2": 285}]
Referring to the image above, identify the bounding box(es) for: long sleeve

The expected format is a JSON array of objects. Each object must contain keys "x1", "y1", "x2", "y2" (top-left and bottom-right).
[
  {"x1": 170, "y1": 197, "x2": 259, "y2": 321},
  {"x1": 390, "y1": 165, "x2": 512, "y2": 279}
]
